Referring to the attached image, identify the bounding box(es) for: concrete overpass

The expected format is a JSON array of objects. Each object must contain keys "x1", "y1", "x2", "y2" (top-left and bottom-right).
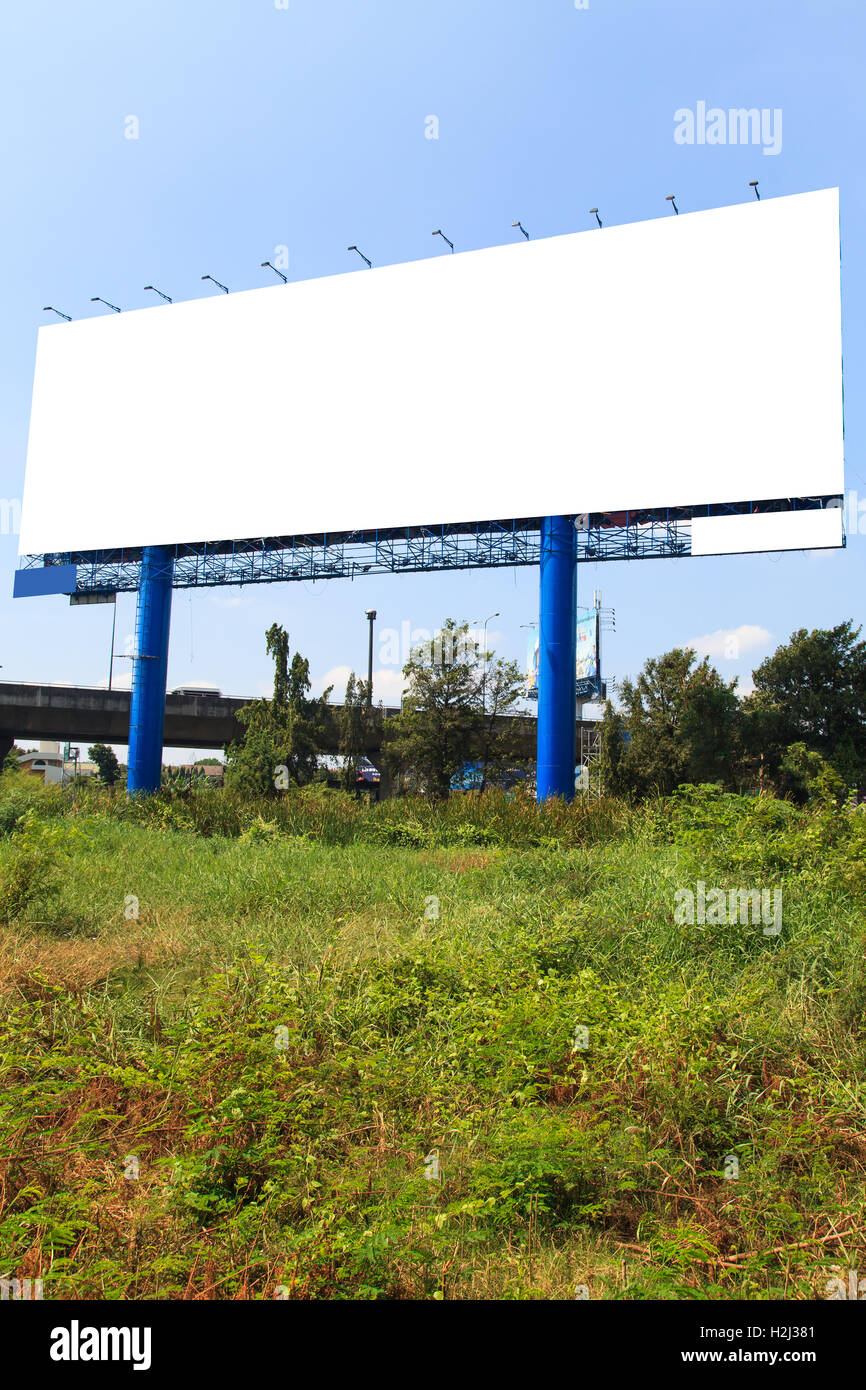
[
  {"x1": 0, "y1": 683, "x2": 384, "y2": 762},
  {"x1": 0, "y1": 684, "x2": 605, "y2": 792},
  {"x1": 0, "y1": 682, "x2": 596, "y2": 765}
]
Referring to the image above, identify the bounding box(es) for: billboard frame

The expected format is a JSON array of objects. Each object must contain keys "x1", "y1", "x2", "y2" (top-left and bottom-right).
[
  {"x1": 11, "y1": 185, "x2": 846, "y2": 801},
  {"x1": 14, "y1": 495, "x2": 839, "y2": 597}
]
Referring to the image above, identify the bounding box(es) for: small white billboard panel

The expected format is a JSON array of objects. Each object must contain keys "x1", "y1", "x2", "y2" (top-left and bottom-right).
[
  {"x1": 691, "y1": 507, "x2": 843, "y2": 556},
  {"x1": 19, "y1": 189, "x2": 843, "y2": 556}
]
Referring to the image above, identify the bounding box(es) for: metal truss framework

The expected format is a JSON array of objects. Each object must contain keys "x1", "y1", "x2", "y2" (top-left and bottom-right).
[{"x1": 18, "y1": 496, "x2": 841, "y2": 596}]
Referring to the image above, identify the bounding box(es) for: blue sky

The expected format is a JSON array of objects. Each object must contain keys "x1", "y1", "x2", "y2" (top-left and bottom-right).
[{"x1": 1, "y1": 0, "x2": 863, "y2": 759}]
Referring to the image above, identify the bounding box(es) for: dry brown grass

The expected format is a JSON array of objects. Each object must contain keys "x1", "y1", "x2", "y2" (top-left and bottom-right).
[{"x1": 0, "y1": 923, "x2": 185, "y2": 995}]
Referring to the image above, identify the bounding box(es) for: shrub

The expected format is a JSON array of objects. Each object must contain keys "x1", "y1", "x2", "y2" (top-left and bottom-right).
[{"x1": 0, "y1": 808, "x2": 75, "y2": 919}]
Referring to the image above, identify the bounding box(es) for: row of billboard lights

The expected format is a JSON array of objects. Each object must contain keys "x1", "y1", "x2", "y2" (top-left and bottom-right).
[{"x1": 41, "y1": 182, "x2": 763, "y2": 323}]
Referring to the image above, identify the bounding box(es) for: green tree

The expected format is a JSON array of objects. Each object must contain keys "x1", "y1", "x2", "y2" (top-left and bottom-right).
[
  {"x1": 613, "y1": 648, "x2": 740, "y2": 798},
  {"x1": 225, "y1": 625, "x2": 332, "y2": 795},
  {"x1": 267, "y1": 623, "x2": 291, "y2": 706},
  {"x1": 338, "y1": 674, "x2": 383, "y2": 791},
  {"x1": 744, "y1": 622, "x2": 866, "y2": 783},
  {"x1": 778, "y1": 741, "x2": 848, "y2": 807},
  {"x1": 474, "y1": 650, "x2": 526, "y2": 793},
  {"x1": 88, "y1": 742, "x2": 120, "y2": 786},
  {"x1": 384, "y1": 619, "x2": 524, "y2": 798},
  {"x1": 2, "y1": 747, "x2": 21, "y2": 775},
  {"x1": 598, "y1": 700, "x2": 628, "y2": 797}
]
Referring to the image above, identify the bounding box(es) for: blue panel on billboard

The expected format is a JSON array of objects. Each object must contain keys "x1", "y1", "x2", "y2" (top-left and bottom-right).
[{"x1": 13, "y1": 564, "x2": 78, "y2": 598}]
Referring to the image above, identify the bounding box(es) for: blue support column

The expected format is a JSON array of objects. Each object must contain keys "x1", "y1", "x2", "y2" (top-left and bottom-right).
[
  {"x1": 537, "y1": 515, "x2": 577, "y2": 801},
  {"x1": 127, "y1": 546, "x2": 174, "y2": 795}
]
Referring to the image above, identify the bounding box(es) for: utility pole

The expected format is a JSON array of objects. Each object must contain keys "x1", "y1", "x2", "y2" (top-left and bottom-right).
[{"x1": 108, "y1": 596, "x2": 117, "y2": 691}]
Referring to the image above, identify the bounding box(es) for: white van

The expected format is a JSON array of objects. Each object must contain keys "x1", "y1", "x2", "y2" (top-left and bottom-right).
[{"x1": 170, "y1": 685, "x2": 221, "y2": 697}]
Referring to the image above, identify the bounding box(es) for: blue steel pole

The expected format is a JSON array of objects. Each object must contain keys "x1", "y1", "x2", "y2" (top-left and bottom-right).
[
  {"x1": 537, "y1": 515, "x2": 577, "y2": 801},
  {"x1": 127, "y1": 545, "x2": 174, "y2": 795}
]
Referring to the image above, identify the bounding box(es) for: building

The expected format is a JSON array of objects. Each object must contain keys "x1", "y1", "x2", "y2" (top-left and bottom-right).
[
  {"x1": 16, "y1": 748, "x2": 64, "y2": 784},
  {"x1": 12, "y1": 741, "x2": 98, "y2": 786}
]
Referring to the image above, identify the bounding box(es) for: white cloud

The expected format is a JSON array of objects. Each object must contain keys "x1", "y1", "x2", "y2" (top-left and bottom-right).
[
  {"x1": 369, "y1": 668, "x2": 407, "y2": 702},
  {"x1": 94, "y1": 673, "x2": 132, "y2": 690},
  {"x1": 316, "y1": 664, "x2": 406, "y2": 703},
  {"x1": 686, "y1": 624, "x2": 772, "y2": 663},
  {"x1": 316, "y1": 664, "x2": 352, "y2": 697}
]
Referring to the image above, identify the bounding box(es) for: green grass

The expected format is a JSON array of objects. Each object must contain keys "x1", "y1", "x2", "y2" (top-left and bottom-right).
[{"x1": 0, "y1": 776, "x2": 864, "y2": 1300}]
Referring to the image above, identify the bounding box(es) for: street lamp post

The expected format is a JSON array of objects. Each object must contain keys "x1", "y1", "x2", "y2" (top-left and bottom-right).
[
  {"x1": 471, "y1": 612, "x2": 499, "y2": 714},
  {"x1": 471, "y1": 612, "x2": 500, "y2": 794},
  {"x1": 108, "y1": 597, "x2": 118, "y2": 691},
  {"x1": 365, "y1": 610, "x2": 376, "y2": 705}
]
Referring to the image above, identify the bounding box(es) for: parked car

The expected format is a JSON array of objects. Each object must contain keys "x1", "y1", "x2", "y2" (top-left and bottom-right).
[
  {"x1": 450, "y1": 762, "x2": 529, "y2": 793},
  {"x1": 355, "y1": 757, "x2": 381, "y2": 797}
]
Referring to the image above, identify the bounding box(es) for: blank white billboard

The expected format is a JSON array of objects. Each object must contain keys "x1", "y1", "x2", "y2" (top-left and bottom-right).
[
  {"x1": 19, "y1": 189, "x2": 843, "y2": 557},
  {"x1": 691, "y1": 507, "x2": 844, "y2": 556}
]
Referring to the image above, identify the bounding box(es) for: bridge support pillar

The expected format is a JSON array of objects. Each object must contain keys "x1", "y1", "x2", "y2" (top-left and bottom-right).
[
  {"x1": 127, "y1": 546, "x2": 174, "y2": 795},
  {"x1": 537, "y1": 515, "x2": 577, "y2": 802}
]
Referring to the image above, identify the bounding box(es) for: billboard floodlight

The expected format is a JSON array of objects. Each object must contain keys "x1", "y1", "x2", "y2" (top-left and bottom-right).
[
  {"x1": 512, "y1": 221, "x2": 530, "y2": 241},
  {"x1": 43, "y1": 306, "x2": 71, "y2": 321},
  {"x1": 589, "y1": 208, "x2": 602, "y2": 228},
  {"x1": 201, "y1": 275, "x2": 229, "y2": 294},
  {"x1": 666, "y1": 195, "x2": 679, "y2": 215},
  {"x1": 750, "y1": 181, "x2": 761, "y2": 201},
  {"x1": 144, "y1": 285, "x2": 173, "y2": 303},
  {"x1": 90, "y1": 297, "x2": 121, "y2": 312},
  {"x1": 347, "y1": 246, "x2": 372, "y2": 269},
  {"x1": 261, "y1": 261, "x2": 288, "y2": 284},
  {"x1": 432, "y1": 229, "x2": 454, "y2": 252}
]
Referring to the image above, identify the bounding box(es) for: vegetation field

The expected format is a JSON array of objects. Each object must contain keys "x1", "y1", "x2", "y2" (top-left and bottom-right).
[{"x1": 1, "y1": 775, "x2": 865, "y2": 1300}]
